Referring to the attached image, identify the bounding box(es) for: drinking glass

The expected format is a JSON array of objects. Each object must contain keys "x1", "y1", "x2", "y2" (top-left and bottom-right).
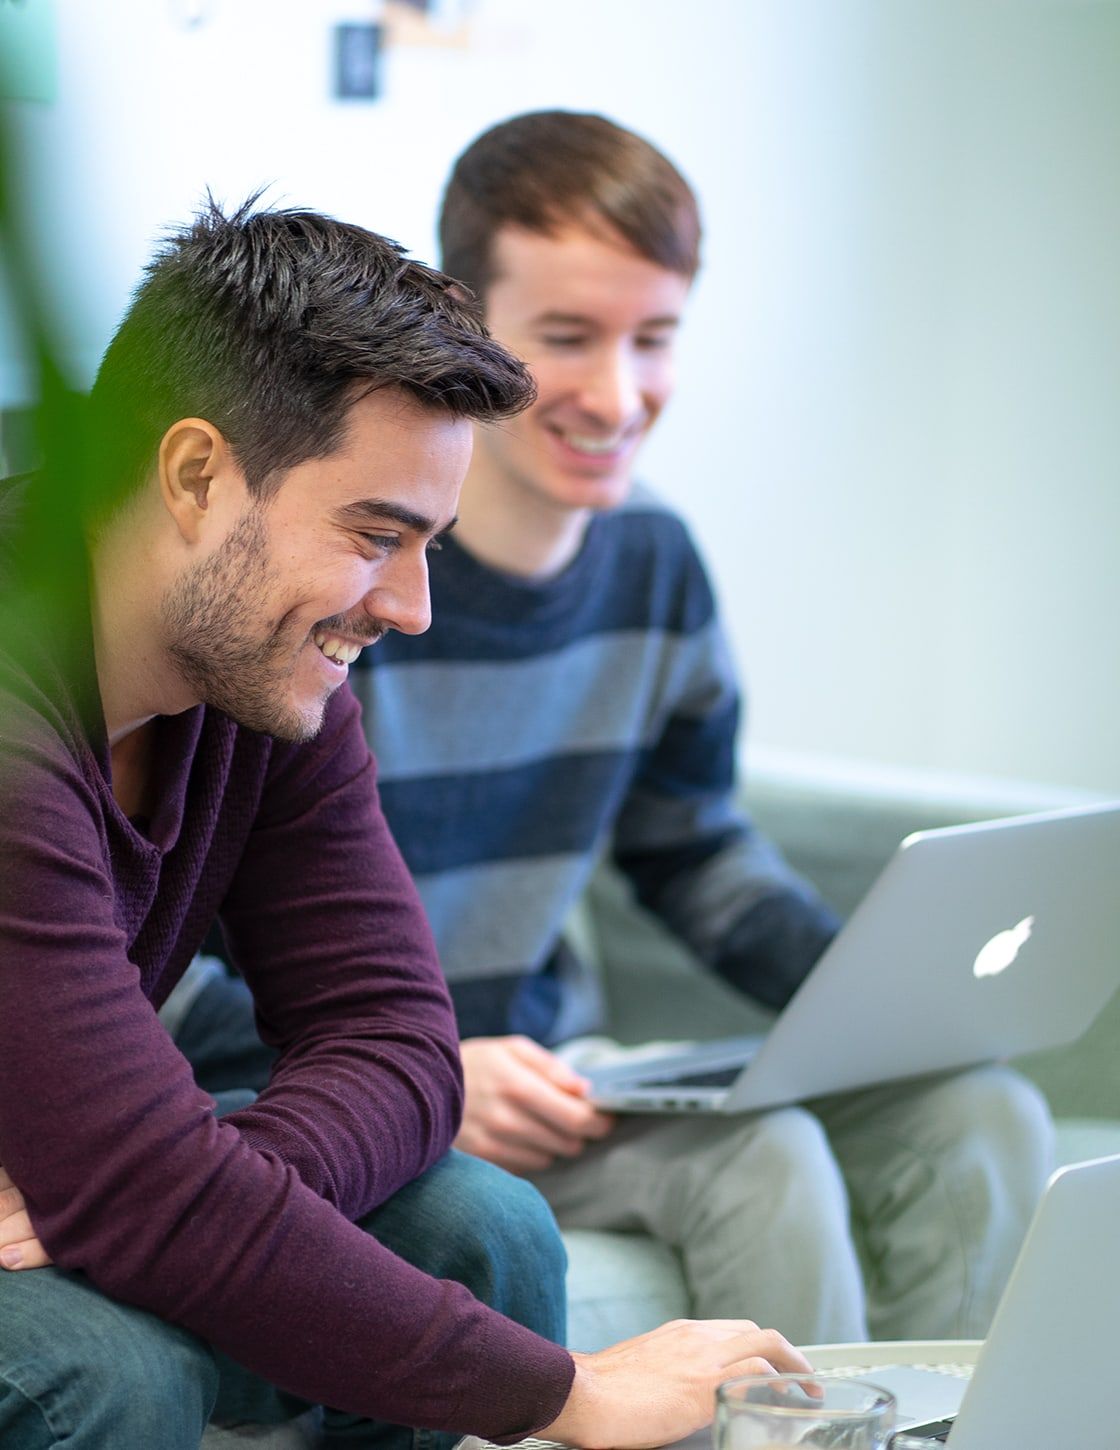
[{"x1": 715, "y1": 1374, "x2": 896, "y2": 1449}]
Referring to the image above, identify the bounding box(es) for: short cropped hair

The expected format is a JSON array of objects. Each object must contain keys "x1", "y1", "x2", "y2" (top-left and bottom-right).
[
  {"x1": 439, "y1": 110, "x2": 701, "y2": 299},
  {"x1": 88, "y1": 195, "x2": 535, "y2": 511}
]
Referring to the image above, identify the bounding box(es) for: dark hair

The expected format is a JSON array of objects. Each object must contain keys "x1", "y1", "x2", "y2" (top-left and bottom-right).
[
  {"x1": 87, "y1": 194, "x2": 535, "y2": 510},
  {"x1": 439, "y1": 110, "x2": 701, "y2": 298}
]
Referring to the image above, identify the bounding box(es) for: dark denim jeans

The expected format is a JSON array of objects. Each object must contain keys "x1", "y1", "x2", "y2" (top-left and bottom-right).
[
  {"x1": 0, "y1": 1138, "x2": 567, "y2": 1447},
  {"x1": 171, "y1": 965, "x2": 281, "y2": 1098}
]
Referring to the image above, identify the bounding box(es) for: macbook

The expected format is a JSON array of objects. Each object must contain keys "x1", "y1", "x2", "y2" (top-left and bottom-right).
[{"x1": 587, "y1": 802, "x2": 1120, "y2": 1114}]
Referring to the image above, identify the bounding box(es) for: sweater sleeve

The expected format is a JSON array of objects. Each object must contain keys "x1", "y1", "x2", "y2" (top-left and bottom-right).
[
  {"x1": 610, "y1": 553, "x2": 840, "y2": 1011},
  {"x1": 0, "y1": 688, "x2": 573, "y2": 1437}
]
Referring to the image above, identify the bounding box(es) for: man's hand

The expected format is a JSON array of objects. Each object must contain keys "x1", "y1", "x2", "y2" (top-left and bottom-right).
[
  {"x1": 541, "y1": 1318, "x2": 813, "y2": 1450},
  {"x1": 0, "y1": 1166, "x2": 52, "y2": 1271},
  {"x1": 456, "y1": 1036, "x2": 615, "y2": 1173}
]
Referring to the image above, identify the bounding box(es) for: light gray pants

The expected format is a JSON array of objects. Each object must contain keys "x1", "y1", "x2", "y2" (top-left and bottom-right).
[{"x1": 530, "y1": 1063, "x2": 1053, "y2": 1345}]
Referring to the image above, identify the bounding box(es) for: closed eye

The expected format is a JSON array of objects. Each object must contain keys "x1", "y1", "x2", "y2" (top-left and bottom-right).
[
  {"x1": 359, "y1": 531, "x2": 444, "y2": 555},
  {"x1": 359, "y1": 532, "x2": 401, "y2": 554}
]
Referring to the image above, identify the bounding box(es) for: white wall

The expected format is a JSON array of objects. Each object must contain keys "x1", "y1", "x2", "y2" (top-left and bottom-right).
[{"x1": 5, "y1": 0, "x2": 1117, "y2": 797}]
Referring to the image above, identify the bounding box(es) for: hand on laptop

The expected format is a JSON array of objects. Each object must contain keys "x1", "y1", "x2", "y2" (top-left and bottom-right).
[
  {"x1": 541, "y1": 1317, "x2": 813, "y2": 1449},
  {"x1": 0, "y1": 1165, "x2": 52, "y2": 1271},
  {"x1": 456, "y1": 1035, "x2": 615, "y2": 1173}
]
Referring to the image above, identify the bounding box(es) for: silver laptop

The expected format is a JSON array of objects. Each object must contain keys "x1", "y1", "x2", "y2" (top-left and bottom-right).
[{"x1": 588, "y1": 802, "x2": 1120, "y2": 1114}]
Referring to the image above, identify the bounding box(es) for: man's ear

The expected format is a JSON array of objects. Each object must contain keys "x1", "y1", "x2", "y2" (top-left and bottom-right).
[{"x1": 157, "y1": 418, "x2": 243, "y2": 545}]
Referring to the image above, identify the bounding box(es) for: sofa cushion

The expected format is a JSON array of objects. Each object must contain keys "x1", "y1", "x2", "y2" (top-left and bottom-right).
[{"x1": 564, "y1": 1227, "x2": 691, "y2": 1352}]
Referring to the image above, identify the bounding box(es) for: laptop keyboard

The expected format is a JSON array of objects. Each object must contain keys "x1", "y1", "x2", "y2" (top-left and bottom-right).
[
  {"x1": 892, "y1": 1419, "x2": 955, "y2": 1442},
  {"x1": 640, "y1": 1065, "x2": 741, "y2": 1090},
  {"x1": 821, "y1": 1363, "x2": 969, "y2": 1444}
]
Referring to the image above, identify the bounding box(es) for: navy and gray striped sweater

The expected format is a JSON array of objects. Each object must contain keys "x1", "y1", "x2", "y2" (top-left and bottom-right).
[{"x1": 352, "y1": 490, "x2": 839, "y2": 1045}]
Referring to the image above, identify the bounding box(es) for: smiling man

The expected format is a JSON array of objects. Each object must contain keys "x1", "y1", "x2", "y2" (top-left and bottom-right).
[
  {"x1": 0, "y1": 198, "x2": 809, "y2": 1450},
  {"x1": 357, "y1": 113, "x2": 1053, "y2": 1343}
]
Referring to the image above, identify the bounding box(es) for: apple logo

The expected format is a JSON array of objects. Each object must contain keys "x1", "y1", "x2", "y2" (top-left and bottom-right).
[{"x1": 973, "y1": 916, "x2": 1035, "y2": 979}]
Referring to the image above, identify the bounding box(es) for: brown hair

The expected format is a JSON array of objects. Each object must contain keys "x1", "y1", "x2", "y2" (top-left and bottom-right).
[
  {"x1": 439, "y1": 111, "x2": 701, "y2": 299},
  {"x1": 88, "y1": 194, "x2": 535, "y2": 511}
]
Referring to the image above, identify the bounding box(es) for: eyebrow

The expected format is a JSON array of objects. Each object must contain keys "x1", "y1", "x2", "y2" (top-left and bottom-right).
[
  {"x1": 531, "y1": 310, "x2": 682, "y2": 330},
  {"x1": 333, "y1": 499, "x2": 458, "y2": 538}
]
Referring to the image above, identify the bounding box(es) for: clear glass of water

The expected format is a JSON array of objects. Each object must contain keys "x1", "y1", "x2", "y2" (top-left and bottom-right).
[{"x1": 715, "y1": 1374, "x2": 896, "y2": 1449}]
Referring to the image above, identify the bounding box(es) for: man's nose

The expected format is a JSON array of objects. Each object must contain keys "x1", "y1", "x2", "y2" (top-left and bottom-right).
[
  {"x1": 367, "y1": 551, "x2": 432, "y2": 637},
  {"x1": 576, "y1": 345, "x2": 643, "y2": 429}
]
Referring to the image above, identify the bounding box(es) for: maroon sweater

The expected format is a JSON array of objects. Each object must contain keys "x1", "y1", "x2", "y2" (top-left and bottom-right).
[{"x1": 0, "y1": 625, "x2": 573, "y2": 1436}]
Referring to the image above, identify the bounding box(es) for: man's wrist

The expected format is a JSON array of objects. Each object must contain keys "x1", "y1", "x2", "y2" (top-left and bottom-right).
[{"x1": 538, "y1": 1352, "x2": 595, "y2": 1446}]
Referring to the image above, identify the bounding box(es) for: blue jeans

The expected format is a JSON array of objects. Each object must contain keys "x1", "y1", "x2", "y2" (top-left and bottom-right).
[
  {"x1": 164, "y1": 961, "x2": 280, "y2": 1096},
  {"x1": 0, "y1": 1144, "x2": 567, "y2": 1449}
]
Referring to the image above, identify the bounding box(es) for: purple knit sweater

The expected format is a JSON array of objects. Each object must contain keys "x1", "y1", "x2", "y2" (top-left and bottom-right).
[{"x1": 0, "y1": 626, "x2": 573, "y2": 1436}]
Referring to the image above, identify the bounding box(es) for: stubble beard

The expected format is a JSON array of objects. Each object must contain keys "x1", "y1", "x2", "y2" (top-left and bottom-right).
[{"x1": 161, "y1": 506, "x2": 326, "y2": 743}]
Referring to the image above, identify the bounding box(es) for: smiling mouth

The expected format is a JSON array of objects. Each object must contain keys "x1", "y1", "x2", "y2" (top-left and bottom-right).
[
  {"x1": 313, "y1": 629, "x2": 381, "y2": 665},
  {"x1": 551, "y1": 427, "x2": 638, "y2": 457}
]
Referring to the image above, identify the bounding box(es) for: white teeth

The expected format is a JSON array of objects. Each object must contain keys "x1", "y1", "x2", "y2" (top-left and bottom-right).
[
  {"x1": 563, "y1": 431, "x2": 626, "y2": 455},
  {"x1": 313, "y1": 632, "x2": 362, "y2": 665}
]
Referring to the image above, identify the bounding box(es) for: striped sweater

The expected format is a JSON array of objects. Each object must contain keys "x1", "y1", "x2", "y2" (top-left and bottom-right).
[{"x1": 353, "y1": 489, "x2": 839, "y2": 1045}]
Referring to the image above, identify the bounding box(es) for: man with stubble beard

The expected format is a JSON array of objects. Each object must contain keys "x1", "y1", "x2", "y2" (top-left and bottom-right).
[{"x1": 0, "y1": 197, "x2": 807, "y2": 1450}]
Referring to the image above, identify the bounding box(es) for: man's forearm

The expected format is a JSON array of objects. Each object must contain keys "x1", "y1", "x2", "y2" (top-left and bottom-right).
[{"x1": 217, "y1": 1018, "x2": 464, "y2": 1214}]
